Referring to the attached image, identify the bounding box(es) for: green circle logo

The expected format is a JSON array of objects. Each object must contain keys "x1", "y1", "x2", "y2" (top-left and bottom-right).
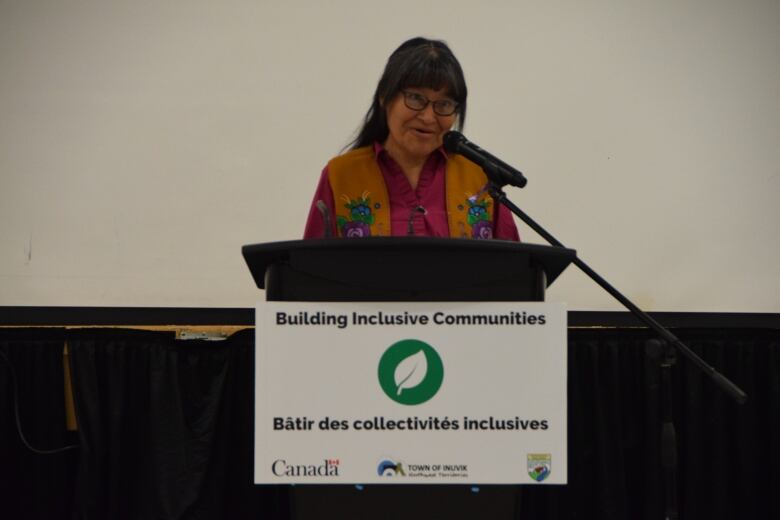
[{"x1": 378, "y1": 339, "x2": 444, "y2": 405}]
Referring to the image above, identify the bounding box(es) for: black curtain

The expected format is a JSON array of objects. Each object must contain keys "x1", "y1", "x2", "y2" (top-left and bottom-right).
[
  {"x1": 0, "y1": 329, "x2": 77, "y2": 519},
  {"x1": 66, "y1": 328, "x2": 288, "y2": 520},
  {"x1": 2, "y1": 326, "x2": 778, "y2": 519},
  {"x1": 559, "y1": 328, "x2": 780, "y2": 519}
]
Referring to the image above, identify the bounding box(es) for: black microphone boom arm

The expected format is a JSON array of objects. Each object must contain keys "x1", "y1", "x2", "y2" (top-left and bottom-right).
[{"x1": 483, "y1": 177, "x2": 747, "y2": 405}]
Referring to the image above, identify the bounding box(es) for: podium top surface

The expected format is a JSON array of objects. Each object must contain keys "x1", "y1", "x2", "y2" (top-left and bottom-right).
[{"x1": 242, "y1": 237, "x2": 575, "y2": 290}]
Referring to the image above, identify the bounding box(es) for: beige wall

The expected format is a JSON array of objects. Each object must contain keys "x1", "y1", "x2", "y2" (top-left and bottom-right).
[{"x1": 1, "y1": 0, "x2": 778, "y2": 311}]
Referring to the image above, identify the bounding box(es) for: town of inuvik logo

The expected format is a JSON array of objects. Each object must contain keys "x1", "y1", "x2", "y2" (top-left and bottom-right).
[
  {"x1": 527, "y1": 453, "x2": 551, "y2": 482},
  {"x1": 377, "y1": 339, "x2": 444, "y2": 405},
  {"x1": 377, "y1": 459, "x2": 406, "y2": 477}
]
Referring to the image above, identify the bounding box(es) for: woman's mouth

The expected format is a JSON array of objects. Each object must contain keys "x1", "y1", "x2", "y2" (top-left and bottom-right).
[{"x1": 412, "y1": 128, "x2": 435, "y2": 137}]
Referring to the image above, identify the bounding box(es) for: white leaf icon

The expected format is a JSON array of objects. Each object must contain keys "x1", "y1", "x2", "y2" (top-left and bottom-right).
[{"x1": 394, "y1": 350, "x2": 428, "y2": 396}]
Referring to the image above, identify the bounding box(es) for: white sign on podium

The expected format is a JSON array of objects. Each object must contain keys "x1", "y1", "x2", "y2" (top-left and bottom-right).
[{"x1": 254, "y1": 301, "x2": 567, "y2": 485}]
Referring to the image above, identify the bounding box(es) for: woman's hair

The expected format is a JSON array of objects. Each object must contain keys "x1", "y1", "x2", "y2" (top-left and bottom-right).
[{"x1": 348, "y1": 37, "x2": 468, "y2": 150}]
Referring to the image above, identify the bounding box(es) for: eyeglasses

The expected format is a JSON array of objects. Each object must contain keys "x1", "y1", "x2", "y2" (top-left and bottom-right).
[{"x1": 401, "y1": 91, "x2": 459, "y2": 116}]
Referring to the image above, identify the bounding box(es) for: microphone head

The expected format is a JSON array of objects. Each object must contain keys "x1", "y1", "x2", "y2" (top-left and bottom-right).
[{"x1": 442, "y1": 131, "x2": 465, "y2": 153}]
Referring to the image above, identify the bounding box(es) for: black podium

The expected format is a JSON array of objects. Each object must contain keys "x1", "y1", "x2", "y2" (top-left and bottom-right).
[
  {"x1": 242, "y1": 237, "x2": 574, "y2": 302},
  {"x1": 242, "y1": 237, "x2": 575, "y2": 520}
]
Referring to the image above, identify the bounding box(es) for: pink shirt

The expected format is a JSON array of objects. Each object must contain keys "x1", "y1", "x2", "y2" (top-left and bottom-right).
[{"x1": 303, "y1": 143, "x2": 520, "y2": 240}]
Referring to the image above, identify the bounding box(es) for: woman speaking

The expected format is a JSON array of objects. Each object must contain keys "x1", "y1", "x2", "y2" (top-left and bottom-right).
[{"x1": 304, "y1": 37, "x2": 519, "y2": 241}]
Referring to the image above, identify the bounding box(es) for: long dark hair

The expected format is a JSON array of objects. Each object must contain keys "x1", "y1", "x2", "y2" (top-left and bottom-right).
[{"x1": 349, "y1": 37, "x2": 468, "y2": 150}]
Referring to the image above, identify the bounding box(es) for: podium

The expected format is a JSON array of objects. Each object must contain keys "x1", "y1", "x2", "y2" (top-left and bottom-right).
[
  {"x1": 242, "y1": 237, "x2": 575, "y2": 519},
  {"x1": 242, "y1": 237, "x2": 575, "y2": 302}
]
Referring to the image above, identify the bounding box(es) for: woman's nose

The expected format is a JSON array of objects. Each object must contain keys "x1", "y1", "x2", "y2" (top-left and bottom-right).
[{"x1": 417, "y1": 103, "x2": 437, "y2": 122}]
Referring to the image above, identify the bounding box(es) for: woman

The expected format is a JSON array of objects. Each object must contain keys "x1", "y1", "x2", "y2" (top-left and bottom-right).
[{"x1": 303, "y1": 37, "x2": 519, "y2": 240}]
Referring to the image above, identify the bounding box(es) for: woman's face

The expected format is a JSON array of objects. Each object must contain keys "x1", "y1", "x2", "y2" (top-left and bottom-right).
[{"x1": 383, "y1": 86, "x2": 457, "y2": 163}]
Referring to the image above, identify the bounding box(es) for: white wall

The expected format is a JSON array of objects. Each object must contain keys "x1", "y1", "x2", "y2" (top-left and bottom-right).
[{"x1": 1, "y1": 0, "x2": 778, "y2": 311}]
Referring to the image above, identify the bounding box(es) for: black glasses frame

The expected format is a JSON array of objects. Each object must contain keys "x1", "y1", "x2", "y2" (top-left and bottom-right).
[{"x1": 401, "y1": 91, "x2": 459, "y2": 116}]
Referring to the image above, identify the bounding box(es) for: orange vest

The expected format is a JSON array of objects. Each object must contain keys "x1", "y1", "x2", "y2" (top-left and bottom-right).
[{"x1": 327, "y1": 147, "x2": 495, "y2": 238}]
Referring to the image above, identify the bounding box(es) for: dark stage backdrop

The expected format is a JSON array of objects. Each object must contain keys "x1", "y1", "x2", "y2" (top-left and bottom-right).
[
  {"x1": 1, "y1": 327, "x2": 778, "y2": 519},
  {"x1": 0, "y1": 329, "x2": 78, "y2": 519}
]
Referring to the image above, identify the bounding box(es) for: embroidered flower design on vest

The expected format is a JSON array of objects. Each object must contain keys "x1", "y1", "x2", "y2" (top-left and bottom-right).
[
  {"x1": 466, "y1": 194, "x2": 493, "y2": 240},
  {"x1": 338, "y1": 191, "x2": 375, "y2": 237}
]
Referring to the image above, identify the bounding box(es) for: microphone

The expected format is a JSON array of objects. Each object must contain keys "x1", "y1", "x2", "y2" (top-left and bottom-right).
[
  {"x1": 315, "y1": 200, "x2": 333, "y2": 238},
  {"x1": 443, "y1": 131, "x2": 527, "y2": 188},
  {"x1": 406, "y1": 205, "x2": 427, "y2": 235}
]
